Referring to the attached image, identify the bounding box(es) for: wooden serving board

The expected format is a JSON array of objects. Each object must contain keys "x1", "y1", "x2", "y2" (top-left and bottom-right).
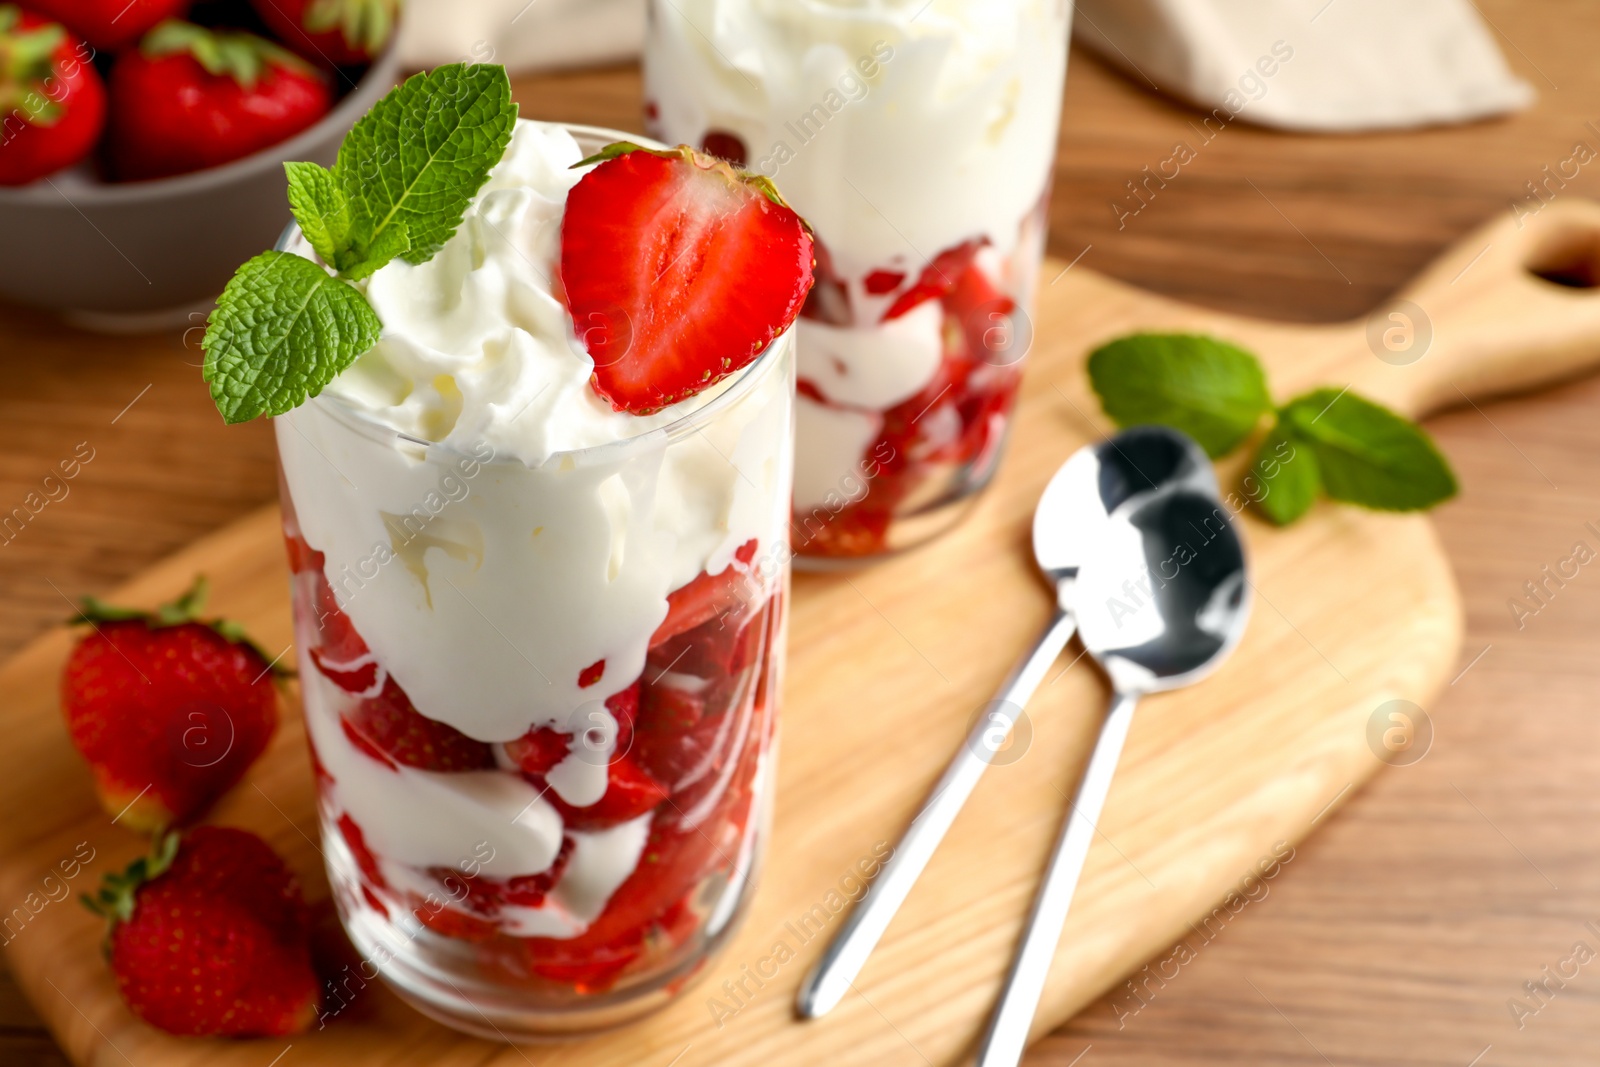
[{"x1": 6, "y1": 199, "x2": 1600, "y2": 1067}]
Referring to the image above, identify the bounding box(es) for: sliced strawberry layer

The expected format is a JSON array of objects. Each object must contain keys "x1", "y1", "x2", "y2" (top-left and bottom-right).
[
  {"x1": 431, "y1": 838, "x2": 575, "y2": 916},
  {"x1": 561, "y1": 145, "x2": 813, "y2": 414},
  {"x1": 337, "y1": 813, "x2": 387, "y2": 891},
  {"x1": 503, "y1": 726, "x2": 571, "y2": 777},
  {"x1": 343, "y1": 677, "x2": 494, "y2": 772},
  {"x1": 795, "y1": 234, "x2": 1026, "y2": 559},
  {"x1": 650, "y1": 539, "x2": 757, "y2": 648},
  {"x1": 863, "y1": 269, "x2": 906, "y2": 295},
  {"x1": 504, "y1": 681, "x2": 642, "y2": 777},
  {"x1": 577, "y1": 659, "x2": 605, "y2": 688}
]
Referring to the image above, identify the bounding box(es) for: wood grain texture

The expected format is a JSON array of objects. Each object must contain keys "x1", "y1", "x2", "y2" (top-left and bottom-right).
[
  {"x1": 1, "y1": 0, "x2": 1599, "y2": 1061},
  {"x1": 11, "y1": 195, "x2": 1600, "y2": 1063}
]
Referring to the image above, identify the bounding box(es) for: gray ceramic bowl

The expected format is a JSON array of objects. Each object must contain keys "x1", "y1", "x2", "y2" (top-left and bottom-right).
[{"x1": 0, "y1": 46, "x2": 399, "y2": 331}]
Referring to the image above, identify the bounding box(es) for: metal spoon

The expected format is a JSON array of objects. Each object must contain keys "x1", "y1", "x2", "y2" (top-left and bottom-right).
[
  {"x1": 795, "y1": 426, "x2": 1215, "y2": 1020},
  {"x1": 973, "y1": 486, "x2": 1250, "y2": 1066}
]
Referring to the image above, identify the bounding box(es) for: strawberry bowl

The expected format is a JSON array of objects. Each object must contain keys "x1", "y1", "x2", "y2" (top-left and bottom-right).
[{"x1": 0, "y1": 43, "x2": 398, "y2": 331}]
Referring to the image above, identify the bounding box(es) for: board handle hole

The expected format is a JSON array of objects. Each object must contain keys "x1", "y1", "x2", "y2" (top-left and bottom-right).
[{"x1": 1525, "y1": 229, "x2": 1600, "y2": 289}]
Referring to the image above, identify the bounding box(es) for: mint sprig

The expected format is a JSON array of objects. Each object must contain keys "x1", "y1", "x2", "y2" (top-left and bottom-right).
[
  {"x1": 202, "y1": 63, "x2": 519, "y2": 425},
  {"x1": 1087, "y1": 332, "x2": 1457, "y2": 524}
]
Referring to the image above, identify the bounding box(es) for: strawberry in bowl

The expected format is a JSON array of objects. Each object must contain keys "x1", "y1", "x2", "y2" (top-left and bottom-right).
[
  {"x1": 106, "y1": 20, "x2": 332, "y2": 181},
  {"x1": 26, "y1": 0, "x2": 190, "y2": 52},
  {"x1": 0, "y1": 6, "x2": 105, "y2": 186},
  {"x1": 250, "y1": 0, "x2": 398, "y2": 67}
]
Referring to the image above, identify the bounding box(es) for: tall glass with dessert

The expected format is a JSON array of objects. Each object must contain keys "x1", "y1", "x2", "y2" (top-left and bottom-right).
[
  {"x1": 645, "y1": 0, "x2": 1073, "y2": 562},
  {"x1": 201, "y1": 67, "x2": 812, "y2": 1038}
]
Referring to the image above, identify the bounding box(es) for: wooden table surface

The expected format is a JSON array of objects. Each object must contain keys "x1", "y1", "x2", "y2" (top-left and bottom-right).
[{"x1": 4, "y1": 1, "x2": 1599, "y2": 1062}]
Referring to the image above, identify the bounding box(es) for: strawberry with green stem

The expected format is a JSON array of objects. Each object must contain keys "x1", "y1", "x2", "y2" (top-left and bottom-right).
[
  {"x1": 62, "y1": 575, "x2": 283, "y2": 833},
  {"x1": 83, "y1": 827, "x2": 320, "y2": 1037},
  {"x1": 106, "y1": 20, "x2": 331, "y2": 181},
  {"x1": 250, "y1": 0, "x2": 399, "y2": 67},
  {"x1": 0, "y1": 6, "x2": 105, "y2": 186}
]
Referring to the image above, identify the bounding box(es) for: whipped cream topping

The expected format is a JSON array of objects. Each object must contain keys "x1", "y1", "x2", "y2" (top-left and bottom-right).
[
  {"x1": 277, "y1": 120, "x2": 794, "y2": 932},
  {"x1": 646, "y1": 0, "x2": 1070, "y2": 283}
]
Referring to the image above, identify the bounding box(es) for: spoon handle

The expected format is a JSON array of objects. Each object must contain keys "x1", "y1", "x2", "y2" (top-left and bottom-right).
[
  {"x1": 795, "y1": 607, "x2": 1078, "y2": 1019},
  {"x1": 973, "y1": 689, "x2": 1141, "y2": 1067}
]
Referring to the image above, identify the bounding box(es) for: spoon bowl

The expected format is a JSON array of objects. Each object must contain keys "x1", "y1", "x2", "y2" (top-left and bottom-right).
[
  {"x1": 1032, "y1": 424, "x2": 1215, "y2": 584},
  {"x1": 1073, "y1": 488, "x2": 1250, "y2": 693}
]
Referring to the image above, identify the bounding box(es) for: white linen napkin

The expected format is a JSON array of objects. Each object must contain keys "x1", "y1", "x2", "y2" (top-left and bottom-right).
[
  {"x1": 397, "y1": 0, "x2": 643, "y2": 73},
  {"x1": 398, "y1": 0, "x2": 1534, "y2": 132},
  {"x1": 1073, "y1": 0, "x2": 1535, "y2": 131}
]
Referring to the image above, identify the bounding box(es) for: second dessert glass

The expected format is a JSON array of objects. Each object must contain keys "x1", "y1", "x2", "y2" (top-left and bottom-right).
[{"x1": 645, "y1": 0, "x2": 1073, "y2": 563}]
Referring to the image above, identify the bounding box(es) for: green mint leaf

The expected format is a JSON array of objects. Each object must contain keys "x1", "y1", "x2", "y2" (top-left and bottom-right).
[
  {"x1": 284, "y1": 161, "x2": 351, "y2": 267},
  {"x1": 202, "y1": 251, "x2": 382, "y2": 425},
  {"x1": 342, "y1": 221, "x2": 410, "y2": 281},
  {"x1": 1087, "y1": 333, "x2": 1273, "y2": 458},
  {"x1": 1249, "y1": 419, "x2": 1320, "y2": 525},
  {"x1": 1280, "y1": 389, "x2": 1458, "y2": 512},
  {"x1": 335, "y1": 62, "x2": 517, "y2": 266}
]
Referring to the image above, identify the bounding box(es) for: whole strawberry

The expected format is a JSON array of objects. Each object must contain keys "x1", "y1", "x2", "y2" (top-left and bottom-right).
[
  {"x1": 62, "y1": 576, "x2": 279, "y2": 833},
  {"x1": 0, "y1": 6, "x2": 106, "y2": 186},
  {"x1": 249, "y1": 0, "x2": 398, "y2": 68},
  {"x1": 106, "y1": 21, "x2": 331, "y2": 181},
  {"x1": 84, "y1": 828, "x2": 320, "y2": 1037},
  {"x1": 25, "y1": 0, "x2": 190, "y2": 53}
]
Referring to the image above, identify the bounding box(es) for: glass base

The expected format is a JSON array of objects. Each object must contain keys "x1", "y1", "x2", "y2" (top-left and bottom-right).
[
  {"x1": 793, "y1": 483, "x2": 985, "y2": 572},
  {"x1": 330, "y1": 823, "x2": 761, "y2": 1041}
]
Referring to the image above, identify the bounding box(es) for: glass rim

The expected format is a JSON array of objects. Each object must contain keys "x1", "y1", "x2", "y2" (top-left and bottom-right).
[{"x1": 274, "y1": 120, "x2": 793, "y2": 470}]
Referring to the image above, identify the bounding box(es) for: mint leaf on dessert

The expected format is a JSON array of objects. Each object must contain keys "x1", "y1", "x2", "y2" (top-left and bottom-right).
[
  {"x1": 335, "y1": 62, "x2": 517, "y2": 267},
  {"x1": 1279, "y1": 389, "x2": 1457, "y2": 511},
  {"x1": 1250, "y1": 420, "x2": 1320, "y2": 525},
  {"x1": 1088, "y1": 333, "x2": 1272, "y2": 458},
  {"x1": 202, "y1": 251, "x2": 381, "y2": 424},
  {"x1": 283, "y1": 161, "x2": 350, "y2": 266}
]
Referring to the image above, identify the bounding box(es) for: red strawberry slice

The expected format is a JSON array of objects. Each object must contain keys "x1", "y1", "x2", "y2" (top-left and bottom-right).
[
  {"x1": 944, "y1": 254, "x2": 1019, "y2": 365},
  {"x1": 649, "y1": 539, "x2": 758, "y2": 648},
  {"x1": 336, "y1": 812, "x2": 387, "y2": 890},
  {"x1": 863, "y1": 269, "x2": 906, "y2": 295},
  {"x1": 503, "y1": 725, "x2": 570, "y2": 777},
  {"x1": 882, "y1": 238, "x2": 986, "y2": 321},
  {"x1": 505, "y1": 681, "x2": 642, "y2": 777},
  {"x1": 546, "y1": 753, "x2": 669, "y2": 831},
  {"x1": 502, "y1": 836, "x2": 576, "y2": 908},
  {"x1": 307, "y1": 578, "x2": 381, "y2": 694},
  {"x1": 561, "y1": 143, "x2": 813, "y2": 414},
  {"x1": 343, "y1": 677, "x2": 494, "y2": 772},
  {"x1": 577, "y1": 658, "x2": 605, "y2": 688},
  {"x1": 432, "y1": 836, "x2": 574, "y2": 920},
  {"x1": 606, "y1": 680, "x2": 641, "y2": 751}
]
